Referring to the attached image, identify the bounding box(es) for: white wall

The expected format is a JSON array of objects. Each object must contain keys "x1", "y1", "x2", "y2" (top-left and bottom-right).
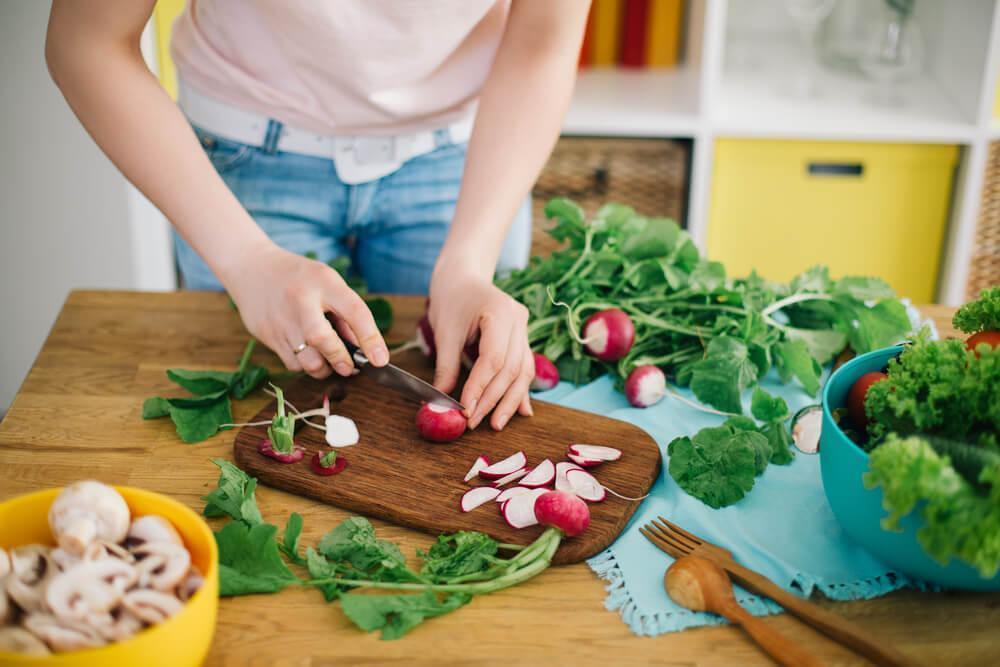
[{"x1": 0, "y1": 1, "x2": 138, "y2": 414}]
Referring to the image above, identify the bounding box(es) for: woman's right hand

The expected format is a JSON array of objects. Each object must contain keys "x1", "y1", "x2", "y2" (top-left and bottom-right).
[{"x1": 222, "y1": 243, "x2": 390, "y2": 379}]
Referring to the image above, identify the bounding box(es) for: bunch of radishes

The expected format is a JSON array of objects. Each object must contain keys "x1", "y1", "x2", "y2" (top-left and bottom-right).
[{"x1": 458, "y1": 444, "x2": 625, "y2": 530}]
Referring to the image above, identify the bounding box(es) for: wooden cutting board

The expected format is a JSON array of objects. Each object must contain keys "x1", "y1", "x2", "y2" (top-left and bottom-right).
[{"x1": 234, "y1": 351, "x2": 661, "y2": 564}]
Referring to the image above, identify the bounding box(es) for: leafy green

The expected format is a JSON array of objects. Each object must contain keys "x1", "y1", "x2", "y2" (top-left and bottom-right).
[
  {"x1": 340, "y1": 591, "x2": 471, "y2": 640},
  {"x1": 266, "y1": 383, "x2": 296, "y2": 454},
  {"x1": 689, "y1": 337, "x2": 758, "y2": 414},
  {"x1": 667, "y1": 428, "x2": 758, "y2": 508},
  {"x1": 750, "y1": 387, "x2": 791, "y2": 422},
  {"x1": 418, "y1": 531, "x2": 499, "y2": 579},
  {"x1": 865, "y1": 434, "x2": 1000, "y2": 578},
  {"x1": 773, "y1": 340, "x2": 822, "y2": 396},
  {"x1": 202, "y1": 458, "x2": 264, "y2": 526},
  {"x1": 142, "y1": 392, "x2": 232, "y2": 443},
  {"x1": 953, "y1": 286, "x2": 1000, "y2": 334},
  {"x1": 366, "y1": 297, "x2": 394, "y2": 333},
  {"x1": 165, "y1": 369, "x2": 234, "y2": 396},
  {"x1": 215, "y1": 521, "x2": 299, "y2": 595},
  {"x1": 280, "y1": 512, "x2": 306, "y2": 566},
  {"x1": 318, "y1": 516, "x2": 406, "y2": 573}
]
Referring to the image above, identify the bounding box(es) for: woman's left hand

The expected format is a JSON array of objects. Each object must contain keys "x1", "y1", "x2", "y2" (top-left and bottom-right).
[{"x1": 428, "y1": 266, "x2": 534, "y2": 430}]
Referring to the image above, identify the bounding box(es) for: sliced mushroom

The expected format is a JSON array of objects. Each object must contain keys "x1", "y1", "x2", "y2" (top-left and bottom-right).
[
  {"x1": 50, "y1": 548, "x2": 80, "y2": 573},
  {"x1": 0, "y1": 626, "x2": 50, "y2": 656},
  {"x1": 90, "y1": 606, "x2": 144, "y2": 642},
  {"x1": 48, "y1": 481, "x2": 130, "y2": 556},
  {"x1": 0, "y1": 581, "x2": 11, "y2": 625},
  {"x1": 0, "y1": 547, "x2": 9, "y2": 579},
  {"x1": 133, "y1": 542, "x2": 191, "y2": 592},
  {"x1": 22, "y1": 612, "x2": 105, "y2": 652},
  {"x1": 176, "y1": 565, "x2": 204, "y2": 602},
  {"x1": 46, "y1": 558, "x2": 137, "y2": 621},
  {"x1": 6, "y1": 545, "x2": 56, "y2": 614},
  {"x1": 121, "y1": 589, "x2": 183, "y2": 625},
  {"x1": 126, "y1": 515, "x2": 182, "y2": 550}
]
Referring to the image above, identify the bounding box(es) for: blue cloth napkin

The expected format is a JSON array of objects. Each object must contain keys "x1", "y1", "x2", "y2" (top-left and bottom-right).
[{"x1": 537, "y1": 373, "x2": 918, "y2": 635}]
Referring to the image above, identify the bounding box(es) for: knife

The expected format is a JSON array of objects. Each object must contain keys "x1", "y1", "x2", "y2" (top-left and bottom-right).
[{"x1": 345, "y1": 341, "x2": 465, "y2": 411}]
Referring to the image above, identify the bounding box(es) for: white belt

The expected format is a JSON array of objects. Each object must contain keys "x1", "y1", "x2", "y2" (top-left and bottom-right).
[{"x1": 178, "y1": 79, "x2": 474, "y2": 184}]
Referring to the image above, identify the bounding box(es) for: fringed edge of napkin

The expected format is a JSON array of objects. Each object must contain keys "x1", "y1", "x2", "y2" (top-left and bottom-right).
[{"x1": 588, "y1": 548, "x2": 931, "y2": 637}]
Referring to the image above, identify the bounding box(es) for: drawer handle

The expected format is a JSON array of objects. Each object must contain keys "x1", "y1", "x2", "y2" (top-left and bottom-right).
[{"x1": 807, "y1": 162, "x2": 864, "y2": 177}]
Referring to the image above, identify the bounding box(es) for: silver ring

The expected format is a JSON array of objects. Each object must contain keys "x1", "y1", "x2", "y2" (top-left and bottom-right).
[{"x1": 292, "y1": 342, "x2": 308, "y2": 355}]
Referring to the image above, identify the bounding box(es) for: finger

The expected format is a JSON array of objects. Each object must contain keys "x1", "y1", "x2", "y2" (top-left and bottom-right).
[
  {"x1": 323, "y1": 281, "x2": 388, "y2": 366},
  {"x1": 264, "y1": 327, "x2": 304, "y2": 373},
  {"x1": 491, "y1": 345, "x2": 535, "y2": 430},
  {"x1": 469, "y1": 323, "x2": 523, "y2": 429},
  {"x1": 518, "y1": 347, "x2": 535, "y2": 417},
  {"x1": 461, "y1": 312, "x2": 512, "y2": 423},
  {"x1": 518, "y1": 393, "x2": 533, "y2": 417},
  {"x1": 433, "y1": 326, "x2": 464, "y2": 395},
  {"x1": 297, "y1": 302, "x2": 354, "y2": 377},
  {"x1": 296, "y1": 346, "x2": 333, "y2": 380}
]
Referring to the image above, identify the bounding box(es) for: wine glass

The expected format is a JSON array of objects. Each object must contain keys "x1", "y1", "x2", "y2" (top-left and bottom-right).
[{"x1": 859, "y1": 0, "x2": 924, "y2": 107}]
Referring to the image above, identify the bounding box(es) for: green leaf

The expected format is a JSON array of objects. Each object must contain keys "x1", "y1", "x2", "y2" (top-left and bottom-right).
[
  {"x1": 790, "y1": 266, "x2": 832, "y2": 293},
  {"x1": 620, "y1": 217, "x2": 681, "y2": 260},
  {"x1": 166, "y1": 369, "x2": 234, "y2": 396},
  {"x1": 318, "y1": 517, "x2": 407, "y2": 573},
  {"x1": 215, "y1": 521, "x2": 299, "y2": 596},
  {"x1": 556, "y1": 355, "x2": 597, "y2": 386},
  {"x1": 142, "y1": 397, "x2": 171, "y2": 419},
  {"x1": 833, "y1": 276, "x2": 895, "y2": 301},
  {"x1": 339, "y1": 591, "x2": 471, "y2": 640},
  {"x1": 418, "y1": 531, "x2": 498, "y2": 579},
  {"x1": 230, "y1": 365, "x2": 269, "y2": 400},
  {"x1": 281, "y1": 512, "x2": 306, "y2": 565},
  {"x1": 751, "y1": 387, "x2": 791, "y2": 423},
  {"x1": 761, "y1": 421, "x2": 795, "y2": 465},
  {"x1": 305, "y1": 547, "x2": 345, "y2": 602},
  {"x1": 366, "y1": 297, "x2": 394, "y2": 333},
  {"x1": 781, "y1": 327, "x2": 847, "y2": 366},
  {"x1": 144, "y1": 392, "x2": 233, "y2": 443},
  {"x1": 723, "y1": 415, "x2": 759, "y2": 432},
  {"x1": 688, "y1": 261, "x2": 726, "y2": 293},
  {"x1": 689, "y1": 336, "x2": 758, "y2": 414},
  {"x1": 772, "y1": 340, "x2": 822, "y2": 396},
  {"x1": 667, "y1": 433, "x2": 757, "y2": 508},
  {"x1": 834, "y1": 296, "x2": 912, "y2": 354},
  {"x1": 738, "y1": 430, "x2": 773, "y2": 475},
  {"x1": 202, "y1": 458, "x2": 264, "y2": 526},
  {"x1": 953, "y1": 286, "x2": 1000, "y2": 334}
]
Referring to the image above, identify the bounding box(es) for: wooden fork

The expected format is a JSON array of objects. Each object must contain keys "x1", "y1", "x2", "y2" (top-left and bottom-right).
[{"x1": 641, "y1": 517, "x2": 918, "y2": 667}]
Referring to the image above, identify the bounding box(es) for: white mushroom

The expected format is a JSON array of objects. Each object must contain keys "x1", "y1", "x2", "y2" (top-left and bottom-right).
[
  {"x1": 22, "y1": 613, "x2": 105, "y2": 652},
  {"x1": 0, "y1": 583, "x2": 11, "y2": 625},
  {"x1": 48, "y1": 481, "x2": 130, "y2": 556},
  {"x1": 133, "y1": 542, "x2": 191, "y2": 592},
  {"x1": 0, "y1": 547, "x2": 10, "y2": 579},
  {"x1": 90, "y1": 607, "x2": 144, "y2": 642},
  {"x1": 0, "y1": 626, "x2": 50, "y2": 656},
  {"x1": 121, "y1": 589, "x2": 183, "y2": 625},
  {"x1": 6, "y1": 545, "x2": 56, "y2": 614},
  {"x1": 49, "y1": 548, "x2": 80, "y2": 573},
  {"x1": 126, "y1": 515, "x2": 182, "y2": 549},
  {"x1": 176, "y1": 566, "x2": 204, "y2": 602},
  {"x1": 45, "y1": 558, "x2": 137, "y2": 621}
]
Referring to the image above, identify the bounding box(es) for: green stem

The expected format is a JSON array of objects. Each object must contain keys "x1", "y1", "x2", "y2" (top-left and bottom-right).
[
  {"x1": 761, "y1": 293, "x2": 834, "y2": 318},
  {"x1": 496, "y1": 542, "x2": 526, "y2": 552},
  {"x1": 237, "y1": 338, "x2": 257, "y2": 374},
  {"x1": 551, "y1": 230, "x2": 594, "y2": 289}
]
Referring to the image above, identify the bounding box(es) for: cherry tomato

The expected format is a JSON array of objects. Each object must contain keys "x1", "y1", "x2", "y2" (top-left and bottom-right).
[
  {"x1": 847, "y1": 371, "x2": 888, "y2": 431},
  {"x1": 966, "y1": 331, "x2": 1000, "y2": 355}
]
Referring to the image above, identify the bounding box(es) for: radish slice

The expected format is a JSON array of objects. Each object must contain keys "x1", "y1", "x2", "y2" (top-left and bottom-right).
[
  {"x1": 325, "y1": 414, "x2": 360, "y2": 447},
  {"x1": 258, "y1": 438, "x2": 304, "y2": 463},
  {"x1": 567, "y1": 453, "x2": 603, "y2": 468},
  {"x1": 460, "y1": 486, "x2": 500, "y2": 512},
  {"x1": 463, "y1": 455, "x2": 491, "y2": 483},
  {"x1": 491, "y1": 468, "x2": 528, "y2": 488},
  {"x1": 496, "y1": 486, "x2": 532, "y2": 503},
  {"x1": 565, "y1": 468, "x2": 606, "y2": 502},
  {"x1": 554, "y1": 461, "x2": 583, "y2": 493},
  {"x1": 519, "y1": 459, "x2": 555, "y2": 488},
  {"x1": 478, "y1": 451, "x2": 527, "y2": 479},
  {"x1": 568, "y1": 444, "x2": 622, "y2": 461},
  {"x1": 501, "y1": 488, "x2": 547, "y2": 529}
]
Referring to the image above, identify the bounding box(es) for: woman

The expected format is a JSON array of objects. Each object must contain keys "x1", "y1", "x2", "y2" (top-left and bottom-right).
[{"x1": 46, "y1": 1, "x2": 589, "y2": 430}]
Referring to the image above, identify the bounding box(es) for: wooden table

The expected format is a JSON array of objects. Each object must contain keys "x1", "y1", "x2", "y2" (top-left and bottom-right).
[{"x1": 1, "y1": 292, "x2": 996, "y2": 666}]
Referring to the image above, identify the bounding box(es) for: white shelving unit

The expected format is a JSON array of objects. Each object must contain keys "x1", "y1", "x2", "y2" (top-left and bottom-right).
[{"x1": 563, "y1": 0, "x2": 1000, "y2": 305}]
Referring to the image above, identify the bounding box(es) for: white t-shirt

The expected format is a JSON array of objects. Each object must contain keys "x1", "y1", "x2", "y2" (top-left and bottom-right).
[{"x1": 171, "y1": 0, "x2": 509, "y2": 136}]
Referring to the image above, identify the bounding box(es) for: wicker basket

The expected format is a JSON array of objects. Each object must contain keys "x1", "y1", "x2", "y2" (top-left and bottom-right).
[
  {"x1": 967, "y1": 141, "x2": 1000, "y2": 298},
  {"x1": 530, "y1": 137, "x2": 690, "y2": 256}
]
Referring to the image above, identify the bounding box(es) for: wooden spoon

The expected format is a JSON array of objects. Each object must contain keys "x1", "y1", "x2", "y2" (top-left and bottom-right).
[{"x1": 666, "y1": 555, "x2": 825, "y2": 667}]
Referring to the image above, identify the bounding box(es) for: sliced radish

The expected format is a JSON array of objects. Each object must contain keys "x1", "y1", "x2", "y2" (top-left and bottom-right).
[
  {"x1": 478, "y1": 451, "x2": 527, "y2": 479},
  {"x1": 325, "y1": 414, "x2": 360, "y2": 447},
  {"x1": 310, "y1": 451, "x2": 348, "y2": 476},
  {"x1": 501, "y1": 488, "x2": 546, "y2": 529},
  {"x1": 554, "y1": 461, "x2": 583, "y2": 493},
  {"x1": 565, "y1": 468, "x2": 606, "y2": 502},
  {"x1": 258, "y1": 438, "x2": 304, "y2": 463},
  {"x1": 530, "y1": 353, "x2": 559, "y2": 391},
  {"x1": 460, "y1": 486, "x2": 501, "y2": 512},
  {"x1": 491, "y1": 468, "x2": 528, "y2": 488},
  {"x1": 463, "y1": 455, "x2": 491, "y2": 483},
  {"x1": 496, "y1": 486, "x2": 532, "y2": 503},
  {"x1": 567, "y1": 453, "x2": 603, "y2": 468},
  {"x1": 568, "y1": 444, "x2": 622, "y2": 461},
  {"x1": 519, "y1": 459, "x2": 556, "y2": 488}
]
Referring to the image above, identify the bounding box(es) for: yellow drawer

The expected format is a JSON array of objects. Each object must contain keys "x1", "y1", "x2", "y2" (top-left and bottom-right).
[{"x1": 707, "y1": 139, "x2": 958, "y2": 302}]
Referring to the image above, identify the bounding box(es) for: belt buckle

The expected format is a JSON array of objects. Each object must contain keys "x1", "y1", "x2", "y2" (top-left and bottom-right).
[{"x1": 352, "y1": 136, "x2": 396, "y2": 166}]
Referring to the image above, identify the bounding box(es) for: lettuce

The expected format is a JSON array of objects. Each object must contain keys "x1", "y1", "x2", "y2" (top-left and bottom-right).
[{"x1": 865, "y1": 435, "x2": 1000, "y2": 578}]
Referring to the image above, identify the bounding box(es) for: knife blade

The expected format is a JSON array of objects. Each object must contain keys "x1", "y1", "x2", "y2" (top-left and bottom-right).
[{"x1": 346, "y1": 342, "x2": 465, "y2": 411}]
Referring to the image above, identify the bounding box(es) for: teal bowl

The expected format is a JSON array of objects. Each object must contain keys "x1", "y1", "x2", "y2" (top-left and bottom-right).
[{"x1": 820, "y1": 345, "x2": 1000, "y2": 591}]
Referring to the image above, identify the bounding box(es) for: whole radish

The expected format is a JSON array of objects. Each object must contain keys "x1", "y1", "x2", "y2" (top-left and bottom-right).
[
  {"x1": 416, "y1": 402, "x2": 467, "y2": 442},
  {"x1": 582, "y1": 308, "x2": 635, "y2": 361},
  {"x1": 624, "y1": 365, "x2": 666, "y2": 408},
  {"x1": 533, "y1": 490, "x2": 590, "y2": 537},
  {"x1": 531, "y1": 353, "x2": 559, "y2": 391}
]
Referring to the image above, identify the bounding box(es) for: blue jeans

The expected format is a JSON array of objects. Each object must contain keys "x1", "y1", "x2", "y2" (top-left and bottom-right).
[{"x1": 175, "y1": 124, "x2": 532, "y2": 294}]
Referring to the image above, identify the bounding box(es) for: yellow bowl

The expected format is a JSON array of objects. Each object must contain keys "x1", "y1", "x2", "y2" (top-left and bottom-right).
[{"x1": 0, "y1": 486, "x2": 218, "y2": 666}]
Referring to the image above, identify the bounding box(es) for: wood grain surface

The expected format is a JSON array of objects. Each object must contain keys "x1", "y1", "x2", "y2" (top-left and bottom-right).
[
  {"x1": 233, "y1": 357, "x2": 660, "y2": 565},
  {"x1": 1, "y1": 292, "x2": 997, "y2": 667}
]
